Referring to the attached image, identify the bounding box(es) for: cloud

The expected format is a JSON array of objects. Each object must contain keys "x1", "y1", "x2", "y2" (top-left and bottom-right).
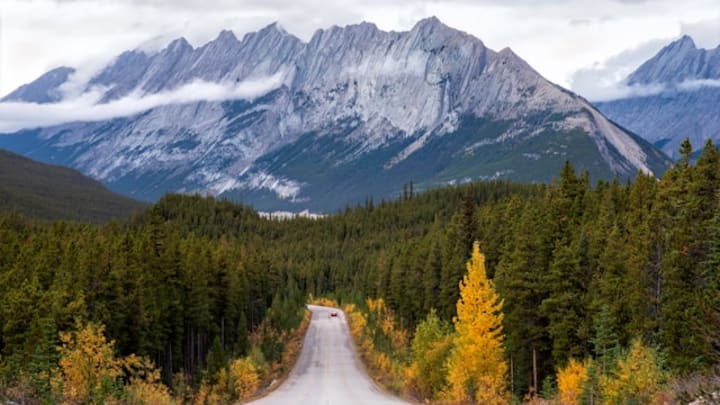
[
  {"x1": 581, "y1": 82, "x2": 666, "y2": 102},
  {"x1": 574, "y1": 78, "x2": 720, "y2": 103},
  {"x1": 0, "y1": 73, "x2": 285, "y2": 133},
  {"x1": 569, "y1": 38, "x2": 670, "y2": 101},
  {"x1": 677, "y1": 79, "x2": 720, "y2": 90}
]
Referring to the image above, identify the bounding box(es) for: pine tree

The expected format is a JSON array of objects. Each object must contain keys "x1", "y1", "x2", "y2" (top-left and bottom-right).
[
  {"x1": 655, "y1": 139, "x2": 713, "y2": 370},
  {"x1": 495, "y1": 200, "x2": 551, "y2": 397},
  {"x1": 592, "y1": 304, "x2": 619, "y2": 376},
  {"x1": 439, "y1": 188, "x2": 477, "y2": 320},
  {"x1": 423, "y1": 241, "x2": 443, "y2": 313},
  {"x1": 235, "y1": 311, "x2": 249, "y2": 357},
  {"x1": 207, "y1": 336, "x2": 226, "y2": 381},
  {"x1": 540, "y1": 240, "x2": 586, "y2": 366},
  {"x1": 446, "y1": 242, "x2": 508, "y2": 404}
]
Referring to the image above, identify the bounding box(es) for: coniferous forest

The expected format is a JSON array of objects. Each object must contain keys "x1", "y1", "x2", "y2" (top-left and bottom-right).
[{"x1": 1, "y1": 139, "x2": 720, "y2": 404}]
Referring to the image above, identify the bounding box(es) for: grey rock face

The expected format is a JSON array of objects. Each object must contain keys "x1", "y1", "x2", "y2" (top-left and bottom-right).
[{"x1": 2, "y1": 67, "x2": 75, "y2": 103}]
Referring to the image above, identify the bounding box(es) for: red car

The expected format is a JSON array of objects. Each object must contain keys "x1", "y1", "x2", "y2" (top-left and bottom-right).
[{"x1": 330, "y1": 311, "x2": 338, "y2": 317}]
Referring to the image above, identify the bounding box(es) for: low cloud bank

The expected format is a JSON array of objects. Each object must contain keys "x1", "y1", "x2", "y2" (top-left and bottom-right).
[
  {"x1": 677, "y1": 78, "x2": 720, "y2": 91},
  {"x1": 0, "y1": 73, "x2": 285, "y2": 133},
  {"x1": 580, "y1": 78, "x2": 720, "y2": 103}
]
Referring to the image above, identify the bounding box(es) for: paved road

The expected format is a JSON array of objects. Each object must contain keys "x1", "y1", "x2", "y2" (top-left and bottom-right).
[{"x1": 248, "y1": 305, "x2": 411, "y2": 405}]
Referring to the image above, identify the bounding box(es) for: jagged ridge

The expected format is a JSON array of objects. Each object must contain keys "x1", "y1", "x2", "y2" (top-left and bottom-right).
[{"x1": 0, "y1": 18, "x2": 671, "y2": 210}]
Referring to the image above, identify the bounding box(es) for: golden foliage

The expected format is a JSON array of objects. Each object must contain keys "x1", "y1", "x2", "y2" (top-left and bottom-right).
[
  {"x1": 345, "y1": 304, "x2": 368, "y2": 341},
  {"x1": 192, "y1": 381, "x2": 222, "y2": 405},
  {"x1": 124, "y1": 356, "x2": 174, "y2": 405},
  {"x1": 343, "y1": 300, "x2": 407, "y2": 393},
  {"x1": 228, "y1": 357, "x2": 260, "y2": 400},
  {"x1": 126, "y1": 378, "x2": 174, "y2": 405},
  {"x1": 600, "y1": 339, "x2": 667, "y2": 405},
  {"x1": 446, "y1": 242, "x2": 509, "y2": 405},
  {"x1": 57, "y1": 322, "x2": 123, "y2": 404},
  {"x1": 366, "y1": 298, "x2": 409, "y2": 352},
  {"x1": 56, "y1": 322, "x2": 174, "y2": 405},
  {"x1": 557, "y1": 358, "x2": 590, "y2": 405}
]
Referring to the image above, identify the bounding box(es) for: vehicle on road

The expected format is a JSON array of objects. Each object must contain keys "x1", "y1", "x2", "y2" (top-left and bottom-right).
[{"x1": 330, "y1": 311, "x2": 338, "y2": 317}]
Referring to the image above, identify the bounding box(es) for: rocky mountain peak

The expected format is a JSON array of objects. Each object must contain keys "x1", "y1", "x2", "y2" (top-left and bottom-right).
[
  {"x1": 410, "y1": 16, "x2": 469, "y2": 47},
  {"x1": 215, "y1": 29, "x2": 239, "y2": 44},
  {"x1": 1, "y1": 66, "x2": 74, "y2": 103},
  {"x1": 166, "y1": 37, "x2": 193, "y2": 53},
  {"x1": 254, "y1": 22, "x2": 291, "y2": 39},
  {"x1": 412, "y1": 16, "x2": 445, "y2": 31},
  {"x1": 628, "y1": 35, "x2": 719, "y2": 85}
]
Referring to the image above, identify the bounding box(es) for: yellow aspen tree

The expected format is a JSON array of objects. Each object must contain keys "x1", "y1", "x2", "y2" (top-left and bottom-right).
[
  {"x1": 57, "y1": 323, "x2": 123, "y2": 404},
  {"x1": 446, "y1": 242, "x2": 509, "y2": 404},
  {"x1": 600, "y1": 339, "x2": 667, "y2": 405},
  {"x1": 557, "y1": 358, "x2": 590, "y2": 405},
  {"x1": 228, "y1": 357, "x2": 260, "y2": 400},
  {"x1": 124, "y1": 355, "x2": 174, "y2": 405}
]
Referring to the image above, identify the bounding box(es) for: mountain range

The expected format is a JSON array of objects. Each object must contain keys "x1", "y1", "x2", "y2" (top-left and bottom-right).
[
  {"x1": 0, "y1": 18, "x2": 670, "y2": 211},
  {"x1": 596, "y1": 36, "x2": 720, "y2": 159}
]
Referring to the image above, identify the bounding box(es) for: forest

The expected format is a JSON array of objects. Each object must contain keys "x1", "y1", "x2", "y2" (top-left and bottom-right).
[{"x1": 1, "y1": 138, "x2": 719, "y2": 404}]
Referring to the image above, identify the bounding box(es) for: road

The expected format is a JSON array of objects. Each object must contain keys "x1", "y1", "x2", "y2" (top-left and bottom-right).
[{"x1": 248, "y1": 305, "x2": 412, "y2": 405}]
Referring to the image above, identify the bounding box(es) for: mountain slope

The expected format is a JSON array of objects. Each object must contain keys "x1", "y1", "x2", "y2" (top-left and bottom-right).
[
  {"x1": 596, "y1": 36, "x2": 720, "y2": 159},
  {"x1": 0, "y1": 18, "x2": 671, "y2": 211},
  {"x1": 0, "y1": 148, "x2": 146, "y2": 222}
]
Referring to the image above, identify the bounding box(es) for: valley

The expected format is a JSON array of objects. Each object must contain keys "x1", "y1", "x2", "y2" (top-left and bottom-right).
[{"x1": 1, "y1": 10, "x2": 719, "y2": 405}]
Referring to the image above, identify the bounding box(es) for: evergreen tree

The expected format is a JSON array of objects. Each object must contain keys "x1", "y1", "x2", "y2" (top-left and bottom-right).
[
  {"x1": 495, "y1": 200, "x2": 551, "y2": 396},
  {"x1": 540, "y1": 240, "x2": 586, "y2": 365},
  {"x1": 592, "y1": 304, "x2": 620, "y2": 376},
  {"x1": 206, "y1": 336, "x2": 225, "y2": 381},
  {"x1": 423, "y1": 241, "x2": 443, "y2": 313}
]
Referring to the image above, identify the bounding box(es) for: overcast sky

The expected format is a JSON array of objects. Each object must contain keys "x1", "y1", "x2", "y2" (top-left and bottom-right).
[{"x1": 0, "y1": 0, "x2": 718, "y2": 101}]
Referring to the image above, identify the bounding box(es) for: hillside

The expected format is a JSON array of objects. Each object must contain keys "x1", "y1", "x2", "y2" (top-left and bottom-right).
[{"x1": 0, "y1": 148, "x2": 147, "y2": 222}]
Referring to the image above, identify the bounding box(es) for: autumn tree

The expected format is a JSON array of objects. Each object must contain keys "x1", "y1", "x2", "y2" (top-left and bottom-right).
[
  {"x1": 124, "y1": 355, "x2": 174, "y2": 405},
  {"x1": 446, "y1": 242, "x2": 508, "y2": 404},
  {"x1": 407, "y1": 309, "x2": 453, "y2": 399},
  {"x1": 556, "y1": 358, "x2": 590, "y2": 405},
  {"x1": 228, "y1": 357, "x2": 259, "y2": 400},
  {"x1": 57, "y1": 322, "x2": 124, "y2": 404},
  {"x1": 600, "y1": 339, "x2": 667, "y2": 404}
]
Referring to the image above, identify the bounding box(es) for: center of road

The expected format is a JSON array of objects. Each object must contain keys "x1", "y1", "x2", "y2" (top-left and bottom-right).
[{"x1": 248, "y1": 305, "x2": 412, "y2": 405}]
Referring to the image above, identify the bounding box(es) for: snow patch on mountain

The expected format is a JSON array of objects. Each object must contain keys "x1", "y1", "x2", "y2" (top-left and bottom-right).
[{"x1": 242, "y1": 171, "x2": 304, "y2": 201}]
